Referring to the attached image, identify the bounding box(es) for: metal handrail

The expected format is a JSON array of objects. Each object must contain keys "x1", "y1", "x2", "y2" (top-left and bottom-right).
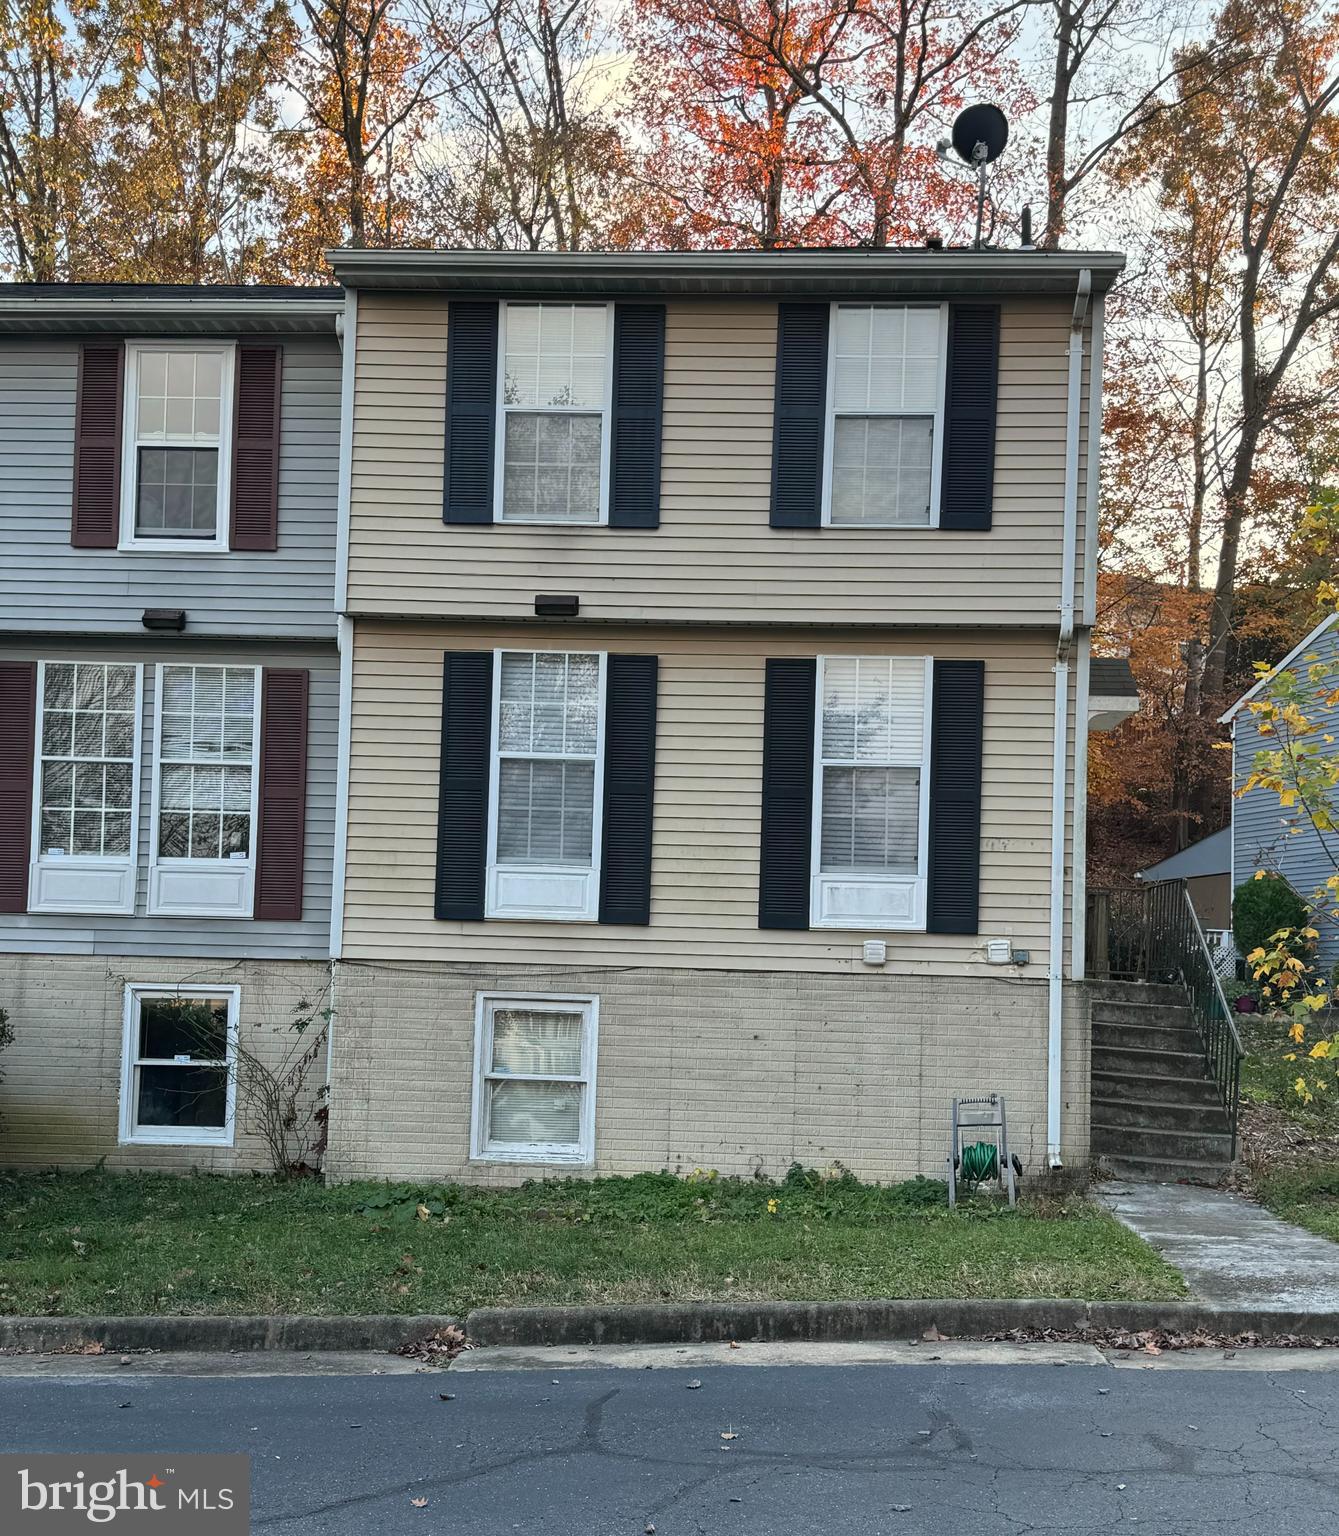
[{"x1": 1182, "y1": 887, "x2": 1246, "y2": 1063}]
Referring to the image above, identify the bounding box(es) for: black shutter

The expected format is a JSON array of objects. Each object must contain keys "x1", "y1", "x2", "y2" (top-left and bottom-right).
[
  {"x1": 769, "y1": 304, "x2": 828, "y2": 528},
  {"x1": 927, "y1": 659, "x2": 985, "y2": 935},
  {"x1": 598, "y1": 654, "x2": 658, "y2": 924},
  {"x1": 434, "y1": 651, "x2": 493, "y2": 920},
  {"x1": 443, "y1": 302, "x2": 498, "y2": 525},
  {"x1": 940, "y1": 305, "x2": 1000, "y2": 531},
  {"x1": 758, "y1": 658, "x2": 816, "y2": 929},
  {"x1": 609, "y1": 305, "x2": 665, "y2": 529}
]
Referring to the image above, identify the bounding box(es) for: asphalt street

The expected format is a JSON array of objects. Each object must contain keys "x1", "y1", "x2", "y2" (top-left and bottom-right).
[{"x1": 2, "y1": 1348, "x2": 1337, "y2": 1534}]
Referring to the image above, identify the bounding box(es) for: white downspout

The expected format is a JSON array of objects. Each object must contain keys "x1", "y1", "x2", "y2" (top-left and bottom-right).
[
  {"x1": 1071, "y1": 295, "x2": 1104, "y2": 983},
  {"x1": 1048, "y1": 268, "x2": 1091, "y2": 1167}
]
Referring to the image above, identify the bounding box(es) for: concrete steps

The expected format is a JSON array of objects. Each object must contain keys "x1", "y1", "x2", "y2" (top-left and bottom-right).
[{"x1": 1088, "y1": 981, "x2": 1234, "y2": 1185}]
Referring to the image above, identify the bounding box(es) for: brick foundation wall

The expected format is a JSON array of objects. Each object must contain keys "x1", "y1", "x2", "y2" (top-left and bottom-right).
[
  {"x1": 327, "y1": 961, "x2": 1091, "y2": 1185},
  {"x1": 0, "y1": 954, "x2": 331, "y2": 1173}
]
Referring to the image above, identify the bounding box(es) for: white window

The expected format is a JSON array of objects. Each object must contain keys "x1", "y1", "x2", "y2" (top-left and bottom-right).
[
  {"x1": 28, "y1": 660, "x2": 142, "y2": 915},
  {"x1": 488, "y1": 650, "x2": 605, "y2": 920},
  {"x1": 811, "y1": 655, "x2": 932, "y2": 929},
  {"x1": 119, "y1": 984, "x2": 238, "y2": 1146},
  {"x1": 147, "y1": 664, "x2": 260, "y2": 918},
  {"x1": 497, "y1": 303, "x2": 612, "y2": 525},
  {"x1": 470, "y1": 993, "x2": 598, "y2": 1164},
  {"x1": 824, "y1": 305, "x2": 947, "y2": 528},
  {"x1": 120, "y1": 342, "x2": 234, "y2": 551}
]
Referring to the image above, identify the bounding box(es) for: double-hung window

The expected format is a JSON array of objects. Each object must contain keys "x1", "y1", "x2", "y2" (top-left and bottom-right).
[
  {"x1": 119, "y1": 984, "x2": 238, "y2": 1146},
  {"x1": 825, "y1": 305, "x2": 947, "y2": 527},
  {"x1": 148, "y1": 664, "x2": 260, "y2": 918},
  {"x1": 29, "y1": 660, "x2": 142, "y2": 915},
  {"x1": 812, "y1": 656, "x2": 932, "y2": 929},
  {"x1": 120, "y1": 342, "x2": 234, "y2": 550},
  {"x1": 471, "y1": 994, "x2": 598, "y2": 1164},
  {"x1": 488, "y1": 650, "x2": 605, "y2": 921},
  {"x1": 498, "y1": 303, "x2": 612, "y2": 524}
]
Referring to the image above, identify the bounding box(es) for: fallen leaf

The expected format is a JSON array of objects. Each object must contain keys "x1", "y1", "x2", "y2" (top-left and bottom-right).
[
  {"x1": 415, "y1": 1205, "x2": 431, "y2": 1222},
  {"x1": 720, "y1": 1431, "x2": 737, "y2": 1441},
  {"x1": 686, "y1": 1379, "x2": 702, "y2": 1390},
  {"x1": 892, "y1": 1506, "x2": 912, "y2": 1514},
  {"x1": 728, "y1": 1341, "x2": 741, "y2": 1350},
  {"x1": 922, "y1": 1325, "x2": 946, "y2": 1342},
  {"x1": 438, "y1": 1393, "x2": 455, "y2": 1402},
  {"x1": 410, "y1": 1497, "x2": 428, "y2": 1508}
]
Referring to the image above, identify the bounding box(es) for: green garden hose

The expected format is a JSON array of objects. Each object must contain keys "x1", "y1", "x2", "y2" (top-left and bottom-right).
[{"x1": 960, "y1": 1141, "x2": 999, "y2": 1187}]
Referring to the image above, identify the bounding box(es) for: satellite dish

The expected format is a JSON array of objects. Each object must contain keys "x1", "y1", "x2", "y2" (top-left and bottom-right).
[{"x1": 950, "y1": 104, "x2": 1009, "y2": 166}]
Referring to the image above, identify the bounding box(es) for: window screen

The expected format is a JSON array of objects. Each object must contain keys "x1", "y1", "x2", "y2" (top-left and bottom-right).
[
  {"x1": 818, "y1": 656, "x2": 926, "y2": 875},
  {"x1": 829, "y1": 306, "x2": 940, "y2": 527},
  {"x1": 501, "y1": 305, "x2": 607, "y2": 523},
  {"x1": 495, "y1": 652, "x2": 600, "y2": 869},
  {"x1": 478, "y1": 1000, "x2": 592, "y2": 1157},
  {"x1": 132, "y1": 349, "x2": 226, "y2": 538}
]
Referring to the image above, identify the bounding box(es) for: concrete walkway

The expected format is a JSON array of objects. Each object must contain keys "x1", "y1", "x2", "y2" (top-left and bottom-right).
[{"x1": 1100, "y1": 1180, "x2": 1339, "y2": 1311}]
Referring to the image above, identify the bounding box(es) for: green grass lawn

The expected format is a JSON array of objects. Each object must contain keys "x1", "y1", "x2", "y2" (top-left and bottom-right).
[
  {"x1": 0, "y1": 1168, "x2": 1185, "y2": 1316},
  {"x1": 1252, "y1": 1164, "x2": 1339, "y2": 1244}
]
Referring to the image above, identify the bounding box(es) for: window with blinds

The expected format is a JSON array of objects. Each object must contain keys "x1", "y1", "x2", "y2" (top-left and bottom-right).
[
  {"x1": 812, "y1": 655, "x2": 932, "y2": 930},
  {"x1": 498, "y1": 303, "x2": 611, "y2": 524},
  {"x1": 488, "y1": 650, "x2": 605, "y2": 921},
  {"x1": 471, "y1": 994, "x2": 597, "y2": 1163},
  {"x1": 119, "y1": 985, "x2": 238, "y2": 1147},
  {"x1": 825, "y1": 305, "x2": 944, "y2": 528}
]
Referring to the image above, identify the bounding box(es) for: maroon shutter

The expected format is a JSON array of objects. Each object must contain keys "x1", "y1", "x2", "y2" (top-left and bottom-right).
[
  {"x1": 0, "y1": 662, "x2": 37, "y2": 913},
  {"x1": 253, "y1": 668, "x2": 308, "y2": 921},
  {"x1": 71, "y1": 344, "x2": 124, "y2": 547},
  {"x1": 230, "y1": 344, "x2": 283, "y2": 551}
]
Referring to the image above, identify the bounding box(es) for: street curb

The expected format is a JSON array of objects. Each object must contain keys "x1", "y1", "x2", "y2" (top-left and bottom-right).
[
  {"x1": 0, "y1": 1314, "x2": 461, "y2": 1354},
  {"x1": 3, "y1": 1300, "x2": 1339, "y2": 1355},
  {"x1": 462, "y1": 1299, "x2": 1339, "y2": 1347}
]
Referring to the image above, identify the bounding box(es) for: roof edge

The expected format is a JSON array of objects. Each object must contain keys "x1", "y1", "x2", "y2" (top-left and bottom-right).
[{"x1": 325, "y1": 246, "x2": 1126, "y2": 296}]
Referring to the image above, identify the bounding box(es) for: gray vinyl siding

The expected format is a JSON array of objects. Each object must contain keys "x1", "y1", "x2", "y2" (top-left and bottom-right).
[
  {"x1": 0, "y1": 336, "x2": 340, "y2": 640},
  {"x1": 0, "y1": 638, "x2": 337, "y2": 960},
  {"x1": 1232, "y1": 620, "x2": 1339, "y2": 974}
]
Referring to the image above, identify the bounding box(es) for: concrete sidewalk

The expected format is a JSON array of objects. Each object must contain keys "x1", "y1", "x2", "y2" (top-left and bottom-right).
[{"x1": 1099, "y1": 1180, "x2": 1339, "y2": 1310}]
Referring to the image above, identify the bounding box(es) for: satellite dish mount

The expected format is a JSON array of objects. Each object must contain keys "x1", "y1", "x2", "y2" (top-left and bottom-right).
[{"x1": 948, "y1": 104, "x2": 1009, "y2": 251}]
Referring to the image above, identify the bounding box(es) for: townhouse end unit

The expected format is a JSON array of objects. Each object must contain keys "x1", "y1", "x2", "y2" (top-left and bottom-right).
[
  {"x1": 0, "y1": 284, "x2": 343, "y2": 1169},
  {"x1": 0, "y1": 248, "x2": 1129, "y2": 1185}
]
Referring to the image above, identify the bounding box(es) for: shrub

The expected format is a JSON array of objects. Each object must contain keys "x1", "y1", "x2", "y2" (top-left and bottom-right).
[{"x1": 1233, "y1": 875, "x2": 1310, "y2": 960}]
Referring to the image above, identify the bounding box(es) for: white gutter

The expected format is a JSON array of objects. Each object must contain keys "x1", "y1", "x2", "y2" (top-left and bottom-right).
[
  {"x1": 1048, "y1": 267, "x2": 1091, "y2": 1167},
  {"x1": 334, "y1": 286, "x2": 357, "y2": 614},
  {"x1": 1072, "y1": 292, "x2": 1105, "y2": 982},
  {"x1": 329, "y1": 613, "x2": 354, "y2": 961}
]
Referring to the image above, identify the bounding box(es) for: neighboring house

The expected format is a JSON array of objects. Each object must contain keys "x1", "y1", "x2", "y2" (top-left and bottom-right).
[
  {"x1": 1221, "y1": 612, "x2": 1339, "y2": 975},
  {"x1": 0, "y1": 284, "x2": 345, "y2": 1169},
  {"x1": 1136, "y1": 827, "x2": 1232, "y2": 935},
  {"x1": 323, "y1": 247, "x2": 1125, "y2": 1183}
]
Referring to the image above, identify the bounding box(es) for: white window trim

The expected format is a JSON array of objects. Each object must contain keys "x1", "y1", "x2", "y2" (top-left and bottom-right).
[
  {"x1": 493, "y1": 301, "x2": 615, "y2": 527},
  {"x1": 146, "y1": 663, "x2": 262, "y2": 919},
  {"x1": 118, "y1": 982, "x2": 240, "y2": 1147},
  {"x1": 27, "y1": 659, "x2": 143, "y2": 916},
  {"x1": 809, "y1": 654, "x2": 933, "y2": 931},
  {"x1": 469, "y1": 992, "x2": 599, "y2": 1166},
  {"x1": 485, "y1": 648, "x2": 606, "y2": 922},
  {"x1": 118, "y1": 339, "x2": 236, "y2": 554},
  {"x1": 820, "y1": 302, "x2": 949, "y2": 530}
]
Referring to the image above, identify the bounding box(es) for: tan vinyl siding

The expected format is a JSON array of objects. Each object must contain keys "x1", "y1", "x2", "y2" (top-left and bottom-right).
[
  {"x1": 347, "y1": 298, "x2": 1088, "y2": 628},
  {"x1": 341, "y1": 622, "x2": 1079, "y2": 976}
]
